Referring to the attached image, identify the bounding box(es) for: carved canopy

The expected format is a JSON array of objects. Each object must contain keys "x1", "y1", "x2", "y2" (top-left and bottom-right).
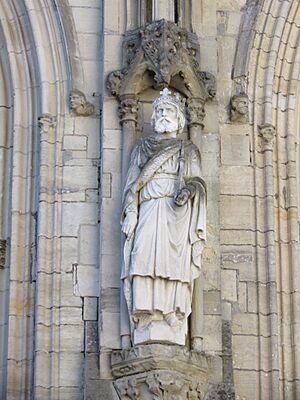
[{"x1": 107, "y1": 19, "x2": 215, "y2": 102}]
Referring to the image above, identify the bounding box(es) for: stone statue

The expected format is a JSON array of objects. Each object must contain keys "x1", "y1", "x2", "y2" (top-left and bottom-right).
[
  {"x1": 230, "y1": 93, "x2": 248, "y2": 124},
  {"x1": 121, "y1": 88, "x2": 206, "y2": 346},
  {"x1": 69, "y1": 89, "x2": 95, "y2": 117}
]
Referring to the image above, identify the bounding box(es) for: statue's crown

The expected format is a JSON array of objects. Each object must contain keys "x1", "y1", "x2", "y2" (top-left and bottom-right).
[{"x1": 153, "y1": 88, "x2": 186, "y2": 114}]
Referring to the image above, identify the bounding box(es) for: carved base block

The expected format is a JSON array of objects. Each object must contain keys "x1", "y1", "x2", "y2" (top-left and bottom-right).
[
  {"x1": 134, "y1": 319, "x2": 187, "y2": 346},
  {"x1": 112, "y1": 344, "x2": 221, "y2": 400}
]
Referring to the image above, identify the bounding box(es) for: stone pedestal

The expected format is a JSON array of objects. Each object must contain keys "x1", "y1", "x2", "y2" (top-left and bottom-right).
[
  {"x1": 134, "y1": 319, "x2": 187, "y2": 346},
  {"x1": 112, "y1": 344, "x2": 221, "y2": 400}
]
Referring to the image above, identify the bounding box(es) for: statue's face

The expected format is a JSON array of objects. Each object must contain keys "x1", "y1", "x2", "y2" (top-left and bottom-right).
[
  {"x1": 154, "y1": 102, "x2": 179, "y2": 134},
  {"x1": 233, "y1": 97, "x2": 248, "y2": 115},
  {"x1": 70, "y1": 93, "x2": 83, "y2": 109}
]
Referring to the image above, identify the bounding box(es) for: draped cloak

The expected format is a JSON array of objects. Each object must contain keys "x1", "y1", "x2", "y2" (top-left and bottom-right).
[{"x1": 121, "y1": 135, "x2": 206, "y2": 327}]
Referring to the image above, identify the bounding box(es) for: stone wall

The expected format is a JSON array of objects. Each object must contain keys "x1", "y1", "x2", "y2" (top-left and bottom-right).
[{"x1": 0, "y1": 0, "x2": 299, "y2": 399}]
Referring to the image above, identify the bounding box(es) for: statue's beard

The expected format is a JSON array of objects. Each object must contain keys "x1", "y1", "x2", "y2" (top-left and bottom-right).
[{"x1": 155, "y1": 117, "x2": 178, "y2": 134}]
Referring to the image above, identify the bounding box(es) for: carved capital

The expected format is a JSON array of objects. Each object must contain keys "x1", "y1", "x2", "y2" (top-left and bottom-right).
[
  {"x1": 114, "y1": 370, "x2": 205, "y2": 400},
  {"x1": 119, "y1": 97, "x2": 139, "y2": 125},
  {"x1": 112, "y1": 344, "x2": 215, "y2": 399},
  {"x1": 258, "y1": 123, "x2": 275, "y2": 149},
  {"x1": 230, "y1": 93, "x2": 249, "y2": 124},
  {"x1": 70, "y1": 89, "x2": 95, "y2": 117},
  {"x1": 187, "y1": 99, "x2": 205, "y2": 127},
  {"x1": 0, "y1": 239, "x2": 6, "y2": 269},
  {"x1": 38, "y1": 113, "x2": 56, "y2": 134}
]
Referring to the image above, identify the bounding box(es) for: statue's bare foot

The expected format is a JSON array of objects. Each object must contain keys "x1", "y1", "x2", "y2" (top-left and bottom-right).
[{"x1": 165, "y1": 312, "x2": 182, "y2": 328}]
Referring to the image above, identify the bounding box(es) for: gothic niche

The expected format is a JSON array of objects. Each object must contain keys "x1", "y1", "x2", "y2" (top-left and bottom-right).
[{"x1": 107, "y1": 19, "x2": 220, "y2": 400}]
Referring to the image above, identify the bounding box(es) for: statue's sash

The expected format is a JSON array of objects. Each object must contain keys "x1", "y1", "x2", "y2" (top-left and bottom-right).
[{"x1": 131, "y1": 141, "x2": 184, "y2": 193}]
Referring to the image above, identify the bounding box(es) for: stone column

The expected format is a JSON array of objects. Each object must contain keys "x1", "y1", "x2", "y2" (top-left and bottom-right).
[
  {"x1": 152, "y1": 0, "x2": 175, "y2": 21},
  {"x1": 119, "y1": 95, "x2": 139, "y2": 348},
  {"x1": 258, "y1": 123, "x2": 277, "y2": 398},
  {"x1": 187, "y1": 98, "x2": 206, "y2": 351}
]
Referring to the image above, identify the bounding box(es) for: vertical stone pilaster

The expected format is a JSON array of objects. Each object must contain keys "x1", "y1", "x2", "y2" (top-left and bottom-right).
[
  {"x1": 119, "y1": 95, "x2": 139, "y2": 348},
  {"x1": 257, "y1": 123, "x2": 278, "y2": 398}
]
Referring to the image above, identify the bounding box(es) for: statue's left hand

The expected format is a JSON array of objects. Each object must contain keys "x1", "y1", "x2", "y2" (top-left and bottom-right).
[
  {"x1": 121, "y1": 211, "x2": 138, "y2": 240},
  {"x1": 174, "y1": 187, "x2": 191, "y2": 206}
]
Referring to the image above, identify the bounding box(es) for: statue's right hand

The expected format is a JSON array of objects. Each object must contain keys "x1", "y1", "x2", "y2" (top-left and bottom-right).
[{"x1": 121, "y1": 212, "x2": 138, "y2": 240}]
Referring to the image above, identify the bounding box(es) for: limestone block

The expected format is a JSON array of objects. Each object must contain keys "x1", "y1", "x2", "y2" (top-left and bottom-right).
[
  {"x1": 221, "y1": 247, "x2": 255, "y2": 282},
  {"x1": 104, "y1": 0, "x2": 120, "y2": 33},
  {"x1": 85, "y1": 321, "x2": 98, "y2": 352},
  {"x1": 238, "y1": 282, "x2": 247, "y2": 312},
  {"x1": 35, "y1": 323, "x2": 84, "y2": 352},
  {"x1": 84, "y1": 297, "x2": 98, "y2": 321},
  {"x1": 221, "y1": 134, "x2": 250, "y2": 166},
  {"x1": 36, "y1": 272, "x2": 82, "y2": 308},
  {"x1": 234, "y1": 369, "x2": 259, "y2": 400},
  {"x1": 220, "y1": 229, "x2": 255, "y2": 247},
  {"x1": 72, "y1": 7, "x2": 101, "y2": 34},
  {"x1": 63, "y1": 165, "x2": 98, "y2": 191},
  {"x1": 220, "y1": 165, "x2": 253, "y2": 195},
  {"x1": 203, "y1": 264, "x2": 221, "y2": 291},
  {"x1": 86, "y1": 189, "x2": 98, "y2": 203},
  {"x1": 74, "y1": 117, "x2": 99, "y2": 137},
  {"x1": 100, "y1": 311, "x2": 121, "y2": 349},
  {"x1": 61, "y1": 202, "x2": 97, "y2": 236},
  {"x1": 201, "y1": 132, "x2": 219, "y2": 153},
  {"x1": 104, "y1": 35, "x2": 123, "y2": 73},
  {"x1": 87, "y1": 129, "x2": 100, "y2": 159},
  {"x1": 100, "y1": 288, "x2": 120, "y2": 312},
  {"x1": 73, "y1": 264, "x2": 99, "y2": 297},
  {"x1": 37, "y1": 236, "x2": 77, "y2": 273},
  {"x1": 63, "y1": 135, "x2": 87, "y2": 151},
  {"x1": 203, "y1": 102, "x2": 219, "y2": 135},
  {"x1": 232, "y1": 335, "x2": 258, "y2": 370},
  {"x1": 69, "y1": 0, "x2": 99, "y2": 6},
  {"x1": 203, "y1": 316, "x2": 222, "y2": 352},
  {"x1": 78, "y1": 224, "x2": 98, "y2": 265},
  {"x1": 35, "y1": 305, "x2": 83, "y2": 325},
  {"x1": 201, "y1": 152, "x2": 220, "y2": 178},
  {"x1": 102, "y1": 173, "x2": 112, "y2": 198},
  {"x1": 226, "y1": 12, "x2": 242, "y2": 35},
  {"x1": 222, "y1": 301, "x2": 232, "y2": 320},
  {"x1": 102, "y1": 129, "x2": 122, "y2": 149},
  {"x1": 77, "y1": 33, "x2": 101, "y2": 61},
  {"x1": 36, "y1": 351, "x2": 84, "y2": 388},
  {"x1": 204, "y1": 290, "x2": 221, "y2": 315},
  {"x1": 102, "y1": 148, "x2": 122, "y2": 173},
  {"x1": 245, "y1": 281, "x2": 255, "y2": 313},
  {"x1": 221, "y1": 269, "x2": 237, "y2": 302},
  {"x1": 232, "y1": 313, "x2": 258, "y2": 335},
  {"x1": 220, "y1": 195, "x2": 254, "y2": 230},
  {"x1": 62, "y1": 191, "x2": 86, "y2": 202},
  {"x1": 87, "y1": 379, "x2": 119, "y2": 400},
  {"x1": 100, "y1": 254, "x2": 121, "y2": 287}
]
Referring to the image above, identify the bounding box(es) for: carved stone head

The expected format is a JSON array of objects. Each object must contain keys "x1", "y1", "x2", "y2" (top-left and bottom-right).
[
  {"x1": 151, "y1": 88, "x2": 186, "y2": 135},
  {"x1": 70, "y1": 89, "x2": 94, "y2": 117},
  {"x1": 230, "y1": 93, "x2": 248, "y2": 123}
]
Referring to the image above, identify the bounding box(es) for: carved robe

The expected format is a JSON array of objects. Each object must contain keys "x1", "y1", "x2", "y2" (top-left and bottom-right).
[{"x1": 122, "y1": 135, "x2": 206, "y2": 326}]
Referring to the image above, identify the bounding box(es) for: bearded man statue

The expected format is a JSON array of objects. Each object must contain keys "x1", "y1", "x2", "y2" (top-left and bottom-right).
[{"x1": 121, "y1": 88, "x2": 206, "y2": 346}]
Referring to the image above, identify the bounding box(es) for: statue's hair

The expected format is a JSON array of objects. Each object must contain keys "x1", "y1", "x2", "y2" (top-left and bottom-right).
[{"x1": 151, "y1": 101, "x2": 186, "y2": 134}]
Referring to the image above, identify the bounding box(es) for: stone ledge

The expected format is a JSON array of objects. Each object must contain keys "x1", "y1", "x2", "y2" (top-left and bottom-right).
[{"x1": 111, "y1": 344, "x2": 222, "y2": 399}]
